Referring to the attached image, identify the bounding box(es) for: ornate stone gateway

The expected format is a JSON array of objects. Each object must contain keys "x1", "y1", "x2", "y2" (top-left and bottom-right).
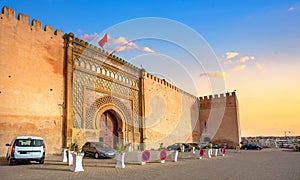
[{"x1": 64, "y1": 33, "x2": 143, "y2": 149}]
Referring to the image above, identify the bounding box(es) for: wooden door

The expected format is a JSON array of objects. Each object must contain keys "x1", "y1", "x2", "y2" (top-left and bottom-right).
[{"x1": 99, "y1": 111, "x2": 117, "y2": 148}]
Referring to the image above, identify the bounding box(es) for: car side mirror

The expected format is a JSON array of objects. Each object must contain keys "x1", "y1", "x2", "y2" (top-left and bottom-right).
[{"x1": 6, "y1": 143, "x2": 11, "y2": 146}]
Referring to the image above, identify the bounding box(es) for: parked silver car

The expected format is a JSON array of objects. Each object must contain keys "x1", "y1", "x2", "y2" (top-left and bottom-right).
[
  {"x1": 82, "y1": 142, "x2": 116, "y2": 159},
  {"x1": 6, "y1": 136, "x2": 45, "y2": 165}
]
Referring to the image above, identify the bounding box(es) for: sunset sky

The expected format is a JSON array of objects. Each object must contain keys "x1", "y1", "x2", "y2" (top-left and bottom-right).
[{"x1": 2, "y1": 0, "x2": 299, "y2": 137}]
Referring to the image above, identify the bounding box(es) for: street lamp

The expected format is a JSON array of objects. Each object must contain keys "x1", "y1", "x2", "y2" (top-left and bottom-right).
[{"x1": 284, "y1": 131, "x2": 291, "y2": 138}]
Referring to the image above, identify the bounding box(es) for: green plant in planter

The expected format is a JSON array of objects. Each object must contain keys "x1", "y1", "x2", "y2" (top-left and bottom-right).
[
  {"x1": 125, "y1": 142, "x2": 131, "y2": 148},
  {"x1": 70, "y1": 142, "x2": 82, "y2": 154},
  {"x1": 116, "y1": 142, "x2": 124, "y2": 154},
  {"x1": 75, "y1": 145, "x2": 82, "y2": 154},
  {"x1": 158, "y1": 143, "x2": 165, "y2": 150},
  {"x1": 70, "y1": 143, "x2": 77, "y2": 151},
  {"x1": 206, "y1": 143, "x2": 212, "y2": 149}
]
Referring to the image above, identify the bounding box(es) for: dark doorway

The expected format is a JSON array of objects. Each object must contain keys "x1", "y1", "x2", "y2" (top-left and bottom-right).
[{"x1": 99, "y1": 111, "x2": 118, "y2": 148}]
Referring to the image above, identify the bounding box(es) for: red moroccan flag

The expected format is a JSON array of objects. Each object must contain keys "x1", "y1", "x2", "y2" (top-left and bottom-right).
[{"x1": 98, "y1": 33, "x2": 108, "y2": 48}]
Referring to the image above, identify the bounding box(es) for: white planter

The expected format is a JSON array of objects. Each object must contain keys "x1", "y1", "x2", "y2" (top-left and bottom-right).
[
  {"x1": 70, "y1": 153, "x2": 84, "y2": 172},
  {"x1": 192, "y1": 147, "x2": 195, "y2": 154},
  {"x1": 115, "y1": 153, "x2": 125, "y2": 168},
  {"x1": 218, "y1": 148, "x2": 222, "y2": 156},
  {"x1": 62, "y1": 148, "x2": 68, "y2": 162},
  {"x1": 172, "y1": 150, "x2": 178, "y2": 162},
  {"x1": 205, "y1": 149, "x2": 212, "y2": 158},
  {"x1": 180, "y1": 146, "x2": 185, "y2": 152},
  {"x1": 68, "y1": 150, "x2": 74, "y2": 166},
  {"x1": 213, "y1": 149, "x2": 218, "y2": 157}
]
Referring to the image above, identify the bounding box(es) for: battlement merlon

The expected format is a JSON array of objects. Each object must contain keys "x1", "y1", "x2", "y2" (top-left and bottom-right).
[
  {"x1": 18, "y1": 13, "x2": 28, "y2": 23},
  {"x1": 2, "y1": 6, "x2": 15, "y2": 18},
  {"x1": 199, "y1": 91, "x2": 237, "y2": 102},
  {"x1": 1, "y1": 6, "x2": 62, "y2": 37}
]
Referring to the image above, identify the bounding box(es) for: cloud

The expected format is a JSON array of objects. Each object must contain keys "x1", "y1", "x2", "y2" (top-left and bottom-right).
[
  {"x1": 288, "y1": 7, "x2": 295, "y2": 12},
  {"x1": 141, "y1": 47, "x2": 155, "y2": 53},
  {"x1": 114, "y1": 45, "x2": 127, "y2": 52},
  {"x1": 127, "y1": 42, "x2": 138, "y2": 49},
  {"x1": 110, "y1": 36, "x2": 155, "y2": 53},
  {"x1": 256, "y1": 63, "x2": 266, "y2": 72},
  {"x1": 226, "y1": 52, "x2": 239, "y2": 59},
  {"x1": 225, "y1": 59, "x2": 233, "y2": 64},
  {"x1": 113, "y1": 41, "x2": 138, "y2": 52},
  {"x1": 200, "y1": 72, "x2": 227, "y2": 78},
  {"x1": 231, "y1": 65, "x2": 246, "y2": 71},
  {"x1": 78, "y1": 33, "x2": 155, "y2": 53},
  {"x1": 238, "y1": 56, "x2": 255, "y2": 63},
  {"x1": 79, "y1": 32, "x2": 98, "y2": 41},
  {"x1": 109, "y1": 36, "x2": 128, "y2": 44}
]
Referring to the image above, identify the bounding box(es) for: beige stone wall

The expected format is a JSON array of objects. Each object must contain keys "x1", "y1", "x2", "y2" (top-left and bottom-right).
[
  {"x1": 0, "y1": 7, "x2": 64, "y2": 155},
  {"x1": 143, "y1": 73, "x2": 200, "y2": 149},
  {"x1": 199, "y1": 93, "x2": 241, "y2": 148},
  {"x1": 211, "y1": 95, "x2": 241, "y2": 147}
]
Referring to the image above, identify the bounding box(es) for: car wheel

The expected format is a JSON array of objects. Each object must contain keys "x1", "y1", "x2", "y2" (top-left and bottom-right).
[
  {"x1": 39, "y1": 159, "x2": 44, "y2": 164},
  {"x1": 245, "y1": 147, "x2": 247, "y2": 150},
  {"x1": 94, "y1": 152, "x2": 100, "y2": 159}
]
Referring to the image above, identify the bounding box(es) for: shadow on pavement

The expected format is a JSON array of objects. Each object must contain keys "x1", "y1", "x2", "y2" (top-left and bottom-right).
[
  {"x1": 0, "y1": 157, "x2": 7, "y2": 166},
  {"x1": 29, "y1": 167, "x2": 70, "y2": 172}
]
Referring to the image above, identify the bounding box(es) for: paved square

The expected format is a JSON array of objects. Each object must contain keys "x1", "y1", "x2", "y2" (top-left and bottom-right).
[{"x1": 0, "y1": 149, "x2": 299, "y2": 180}]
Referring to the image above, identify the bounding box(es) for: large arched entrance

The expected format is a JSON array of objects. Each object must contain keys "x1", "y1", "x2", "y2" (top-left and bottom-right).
[
  {"x1": 99, "y1": 110, "x2": 119, "y2": 148},
  {"x1": 86, "y1": 96, "x2": 132, "y2": 148}
]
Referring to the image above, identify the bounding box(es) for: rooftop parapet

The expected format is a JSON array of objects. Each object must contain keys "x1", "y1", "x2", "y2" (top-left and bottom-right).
[
  {"x1": 1, "y1": 6, "x2": 62, "y2": 37},
  {"x1": 199, "y1": 91, "x2": 236, "y2": 102}
]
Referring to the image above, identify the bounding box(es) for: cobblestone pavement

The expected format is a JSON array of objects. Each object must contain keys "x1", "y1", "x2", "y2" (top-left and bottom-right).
[{"x1": 0, "y1": 149, "x2": 299, "y2": 180}]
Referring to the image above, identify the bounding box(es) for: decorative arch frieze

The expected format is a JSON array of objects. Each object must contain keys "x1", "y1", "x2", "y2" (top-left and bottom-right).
[{"x1": 85, "y1": 96, "x2": 132, "y2": 130}]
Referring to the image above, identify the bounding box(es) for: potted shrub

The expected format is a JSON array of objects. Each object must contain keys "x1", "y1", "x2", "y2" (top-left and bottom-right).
[
  {"x1": 206, "y1": 143, "x2": 212, "y2": 158},
  {"x1": 218, "y1": 144, "x2": 223, "y2": 156},
  {"x1": 70, "y1": 143, "x2": 84, "y2": 172},
  {"x1": 115, "y1": 142, "x2": 125, "y2": 168},
  {"x1": 212, "y1": 144, "x2": 218, "y2": 157},
  {"x1": 67, "y1": 143, "x2": 76, "y2": 166},
  {"x1": 158, "y1": 143, "x2": 165, "y2": 150},
  {"x1": 180, "y1": 144, "x2": 185, "y2": 152},
  {"x1": 125, "y1": 142, "x2": 132, "y2": 152}
]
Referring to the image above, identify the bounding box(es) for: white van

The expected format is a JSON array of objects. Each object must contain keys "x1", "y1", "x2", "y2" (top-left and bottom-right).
[{"x1": 6, "y1": 136, "x2": 45, "y2": 165}]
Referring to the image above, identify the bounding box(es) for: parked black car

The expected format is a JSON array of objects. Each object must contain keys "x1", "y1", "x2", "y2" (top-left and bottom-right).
[
  {"x1": 188, "y1": 143, "x2": 201, "y2": 150},
  {"x1": 82, "y1": 142, "x2": 116, "y2": 159},
  {"x1": 167, "y1": 143, "x2": 192, "y2": 152},
  {"x1": 241, "y1": 144, "x2": 263, "y2": 150}
]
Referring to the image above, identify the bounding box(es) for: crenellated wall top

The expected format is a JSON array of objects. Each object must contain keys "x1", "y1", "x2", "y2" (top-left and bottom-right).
[
  {"x1": 1, "y1": 6, "x2": 62, "y2": 37},
  {"x1": 143, "y1": 72, "x2": 197, "y2": 99},
  {"x1": 199, "y1": 91, "x2": 236, "y2": 101}
]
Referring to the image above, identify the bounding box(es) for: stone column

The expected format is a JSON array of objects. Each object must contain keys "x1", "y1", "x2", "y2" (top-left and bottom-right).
[
  {"x1": 63, "y1": 33, "x2": 75, "y2": 148},
  {"x1": 139, "y1": 69, "x2": 146, "y2": 150}
]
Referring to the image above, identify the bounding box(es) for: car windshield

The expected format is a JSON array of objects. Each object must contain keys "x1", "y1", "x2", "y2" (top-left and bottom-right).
[
  {"x1": 14, "y1": 139, "x2": 43, "y2": 147},
  {"x1": 93, "y1": 142, "x2": 111, "y2": 148}
]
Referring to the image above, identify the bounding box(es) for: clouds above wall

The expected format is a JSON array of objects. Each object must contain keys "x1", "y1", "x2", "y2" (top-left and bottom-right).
[
  {"x1": 79, "y1": 32, "x2": 155, "y2": 53},
  {"x1": 219, "y1": 51, "x2": 265, "y2": 73}
]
